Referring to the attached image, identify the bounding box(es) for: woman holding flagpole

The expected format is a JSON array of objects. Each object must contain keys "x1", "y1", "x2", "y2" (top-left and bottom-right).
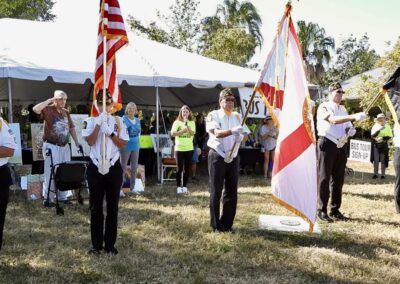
[{"x1": 83, "y1": 90, "x2": 128, "y2": 255}]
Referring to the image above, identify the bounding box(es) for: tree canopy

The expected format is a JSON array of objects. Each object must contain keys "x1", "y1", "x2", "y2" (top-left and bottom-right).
[
  {"x1": 0, "y1": 0, "x2": 55, "y2": 21},
  {"x1": 297, "y1": 20, "x2": 335, "y2": 84}
]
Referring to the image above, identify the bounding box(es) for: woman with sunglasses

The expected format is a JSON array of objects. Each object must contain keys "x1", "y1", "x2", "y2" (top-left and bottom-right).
[{"x1": 171, "y1": 105, "x2": 196, "y2": 194}]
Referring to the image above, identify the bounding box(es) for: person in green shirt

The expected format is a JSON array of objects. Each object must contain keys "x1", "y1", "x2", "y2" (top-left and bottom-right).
[
  {"x1": 371, "y1": 113, "x2": 393, "y2": 179},
  {"x1": 171, "y1": 105, "x2": 196, "y2": 194}
]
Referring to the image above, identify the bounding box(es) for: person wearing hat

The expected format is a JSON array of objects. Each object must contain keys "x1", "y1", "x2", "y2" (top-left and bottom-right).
[
  {"x1": 206, "y1": 88, "x2": 250, "y2": 232},
  {"x1": 259, "y1": 115, "x2": 279, "y2": 178},
  {"x1": 82, "y1": 90, "x2": 129, "y2": 255},
  {"x1": 316, "y1": 82, "x2": 367, "y2": 222},
  {"x1": 371, "y1": 113, "x2": 392, "y2": 179},
  {"x1": 33, "y1": 90, "x2": 82, "y2": 206},
  {"x1": 0, "y1": 117, "x2": 18, "y2": 251}
]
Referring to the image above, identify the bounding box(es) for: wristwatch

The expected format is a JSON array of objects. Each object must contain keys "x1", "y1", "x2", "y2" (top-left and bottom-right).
[{"x1": 110, "y1": 132, "x2": 115, "y2": 138}]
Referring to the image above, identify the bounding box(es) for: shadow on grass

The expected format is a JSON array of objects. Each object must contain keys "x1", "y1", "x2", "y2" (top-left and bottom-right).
[
  {"x1": 344, "y1": 191, "x2": 395, "y2": 202},
  {"x1": 239, "y1": 228, "x2": 398, "y2": 261},
  {"x1": 346, "y1": 172, "x2": 395, "y2": 185}
]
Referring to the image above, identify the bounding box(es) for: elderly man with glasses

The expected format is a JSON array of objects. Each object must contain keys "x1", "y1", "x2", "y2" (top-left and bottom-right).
[{"x1": 316, "y1": 82, "x2": 366, "y2": 222}]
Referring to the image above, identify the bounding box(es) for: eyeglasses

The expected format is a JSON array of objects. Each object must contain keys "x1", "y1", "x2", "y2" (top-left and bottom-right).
[
  {"x1": 336, "y1": 90, "x2": 344, "y2": 94},
  {"x1": 99, "y1": 101, "x2": 112, "y2": 106},
  {"x1": 224, "y1": 98, "x2": 235, "y2": 102}
]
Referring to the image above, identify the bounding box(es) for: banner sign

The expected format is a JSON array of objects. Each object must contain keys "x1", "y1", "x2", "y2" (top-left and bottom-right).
[
  {"x1": 348, "y1": 139, "x2": 371, "y2": 162},
  {"x1": 238, "y1": 87, "x2": 269, "y2": 118}
]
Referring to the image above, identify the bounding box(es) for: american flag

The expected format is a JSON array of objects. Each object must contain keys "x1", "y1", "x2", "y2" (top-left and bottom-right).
[{"x1": 92, "y1": 0, "x2": 128, "y2": 116}]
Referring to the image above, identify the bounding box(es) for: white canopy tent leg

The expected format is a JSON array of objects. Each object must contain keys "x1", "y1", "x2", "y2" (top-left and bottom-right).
[
  {"x1": 156, "y1": 87, "x2": 161, "y2": 183},
  {"x1": 7, "y1": 78, "x2": 13, "y2": 123}
]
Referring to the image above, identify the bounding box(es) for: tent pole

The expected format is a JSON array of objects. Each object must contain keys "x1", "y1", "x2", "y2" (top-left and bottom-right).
[
  {"x1": 156, "y1": 87, "x2": 161, "y2": 183},
  {"x1": 7, "y1": 78, "x2": 13, "y2": 123}
]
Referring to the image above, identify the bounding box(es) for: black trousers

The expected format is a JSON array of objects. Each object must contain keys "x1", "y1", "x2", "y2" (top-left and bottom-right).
[
  {"x1": 317, "y1": 137, "x2": 347, "y2": 213},
  {"x1": 0, "y1": 164, "x2": 12, "y2": 250},
  {"x1": 176, "y1": 150, "x2": 193, "y2": 187},
  {"x1": 87, "y1": 160, "x2": 123, "y2": 250},
  {"x1": 208, "y1": 149, "x2": 240, "y2": 230},
  {"x1": 393, "y1": 148, "x2": 400, "y2": 213}
]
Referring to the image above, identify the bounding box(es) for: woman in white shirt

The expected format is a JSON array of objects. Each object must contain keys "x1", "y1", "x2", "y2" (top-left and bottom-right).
[{"x1": 259, "y1": 116, "x2": 278, "y2": 178}]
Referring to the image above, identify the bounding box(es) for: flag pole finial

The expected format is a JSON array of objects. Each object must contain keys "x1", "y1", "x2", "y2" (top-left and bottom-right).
[{"x1": 285, "y1": 2, "x2": 292, "y2": 16}]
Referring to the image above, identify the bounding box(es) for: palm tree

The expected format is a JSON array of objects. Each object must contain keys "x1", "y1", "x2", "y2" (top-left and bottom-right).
[
  {"x1": 297, "y1": 20, "x2": 335, "y2": 83},
  {"x1": 215, "y1": 0, "x2": 263, "y2": 47}
]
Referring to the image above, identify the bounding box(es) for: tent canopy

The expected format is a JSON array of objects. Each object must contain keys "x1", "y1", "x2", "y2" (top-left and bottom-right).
[{"x1": 0, "y1": 18, "x2": 258, "y2": 110}]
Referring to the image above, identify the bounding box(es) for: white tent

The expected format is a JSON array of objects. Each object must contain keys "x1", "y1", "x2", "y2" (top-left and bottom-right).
[{"x1": 0, "y1": 18, "x2": 259, "y2": 118}]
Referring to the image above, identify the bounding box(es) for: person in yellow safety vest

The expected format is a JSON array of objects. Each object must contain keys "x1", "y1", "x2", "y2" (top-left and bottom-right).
[{"x1": 371, "y1": 113, "x2": 393, "y2": 179}]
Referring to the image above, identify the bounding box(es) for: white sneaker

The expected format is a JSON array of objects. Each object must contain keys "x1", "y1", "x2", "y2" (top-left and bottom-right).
[
  {"x1": 120, "y1": 190, "x2": 125, "y2": 197},
  {"x1": 182, "y1": 187, "x2": 188, "y2": 193},
  {"x1": 177, "y1": 187, "x2": 183, "y2": 194}
]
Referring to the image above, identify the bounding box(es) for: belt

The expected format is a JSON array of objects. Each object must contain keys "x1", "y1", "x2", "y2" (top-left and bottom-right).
[{"x1": 44, "y1": 140, "x2": 68, "y2": 147}]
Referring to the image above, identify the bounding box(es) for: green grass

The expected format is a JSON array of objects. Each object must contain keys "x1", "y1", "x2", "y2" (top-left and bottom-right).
[{"x1": 1, "y1": 160, "x2": 400, "y2": 283}]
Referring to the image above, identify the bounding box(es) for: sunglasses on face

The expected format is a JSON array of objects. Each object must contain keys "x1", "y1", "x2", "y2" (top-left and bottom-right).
[
  {"x1": 99, "y1": 101, "x2": 112, "y2": 106},
  {"x1": 224, "y1": 98, "x2": 235, "y2": 102},
  {"x1": 335, "y1": 90, "x2": 344, "y2": 94}
]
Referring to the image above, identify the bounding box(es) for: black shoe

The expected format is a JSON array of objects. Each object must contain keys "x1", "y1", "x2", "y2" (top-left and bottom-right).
[
  {"x1": 318, "y1": 211, "x2": 333, "y2": 223},
  {"x1": 329, "y1": 211, "x2": 349, "y2": 221},
  {"x1": 372, "y1": 175, "x2": 378, "y2": 179},
  {"x1": 43, "y1": 200, "x2": 55, "y2": 208},
  {"x1": 222, "y1": 227, "x2": 235, "y2": 234},
  {"x1": 87, "y1": 247, "x2": 102, "y2": 255},
  {"x1": 381, "y1": 175, "x2": 385, "y2": 179},
  {"x1": 104, "y1": 247, "x2": 118, "y2": 255},
  {"x1": 191, "y1": 176, "x2": 198, "y2": 181}
]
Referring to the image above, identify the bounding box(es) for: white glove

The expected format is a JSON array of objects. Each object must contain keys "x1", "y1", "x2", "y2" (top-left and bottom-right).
[
  {"x1": 347, "y1": 127, "x2": 356, "y2": 137},
  {"x1": 96, "y1": 112, "x2": 108, "y2": 125},
  {"x1": 101, "y1": 122, "x2": 113, "y2": 136},
  {"x1": 235, "y1": 133, "x2": 244, "y2": 143},
  {"x1": 231, "y1": 125, "x2": 243, "y2": 135},
  {"x1": 352, "y1": 112, "x2": 367, "y2": 121}
]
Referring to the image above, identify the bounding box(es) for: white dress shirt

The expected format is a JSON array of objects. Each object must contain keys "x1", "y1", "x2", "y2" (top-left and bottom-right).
[
  {"x1": 82, "y1": 115, "x2": 129, "y2": 167},
  {"x1": 0, "y1": 118, "x2": 18, "y2": 166},
  {"x1": 206, "y1": 109, "x2": 250, "y2": 158},
  {"x1": 317, "y1": 101, "x2": 352, "y2": 144}
]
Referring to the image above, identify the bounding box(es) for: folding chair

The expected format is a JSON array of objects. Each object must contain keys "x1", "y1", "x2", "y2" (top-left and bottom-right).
[{"x1": 161, "y1": 147, "x2": 177, "y2": 184}]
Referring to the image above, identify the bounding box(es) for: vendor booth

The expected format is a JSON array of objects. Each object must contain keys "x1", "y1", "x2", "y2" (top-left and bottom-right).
[{"x1": 0, "y1": 18, "x2": 259, "y2": 182}]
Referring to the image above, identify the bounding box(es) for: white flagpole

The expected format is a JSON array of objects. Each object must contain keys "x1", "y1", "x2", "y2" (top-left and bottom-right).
[{"x1": 102, "y1": 35, "x2": 107, "y2": 170}]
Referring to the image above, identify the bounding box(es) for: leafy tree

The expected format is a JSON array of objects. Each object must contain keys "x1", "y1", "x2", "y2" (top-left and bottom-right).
[
  {"x1": 376, "y1": 37, "x2": 400, "y2": 71},
  {"x1": 296, "y1": 20, "x2": 335, "y2": 84},
  {"x1": 128, "y1": 0, "x2": 201, "y2": 52},
  {"x1": 201, "y1": 28, "x2": 257, "y2": 66},
  {"x1": 0, "y1": 0, "x2": 55, "y2": 21},
  {"x1": 215, "y1": 0, "x2": 262, "y2": 47},
  {"x1": 323, "y1": 34, "x2": 380, "y2": 86},
  {"x1": 199, "y1": 0, "x2": 262, "y2": 66}
]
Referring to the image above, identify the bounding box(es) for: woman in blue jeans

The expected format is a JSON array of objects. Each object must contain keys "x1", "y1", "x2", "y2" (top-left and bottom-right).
[{"x1": 120, "y1": 102, "x2": 141, "y2": 194}]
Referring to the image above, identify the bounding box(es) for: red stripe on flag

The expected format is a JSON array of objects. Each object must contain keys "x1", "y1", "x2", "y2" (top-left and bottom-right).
[
  {"x1": 272, "y1": 124, "x2": 312, "y2": 175},
  {"x1": 259, "y1": 82, "x2": 284, "y2": 109}
]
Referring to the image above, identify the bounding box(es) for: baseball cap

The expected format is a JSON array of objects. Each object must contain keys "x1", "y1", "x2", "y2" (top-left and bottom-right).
[
  {"x1": 219, "y1": 88, "x2": 234, "y2": 101},
  {"x1": 328, "y1": 82, "x2": 345, "y2": 93},
  {"x1": 96, "y1": 89, "x2": 112, "y2": 103}
]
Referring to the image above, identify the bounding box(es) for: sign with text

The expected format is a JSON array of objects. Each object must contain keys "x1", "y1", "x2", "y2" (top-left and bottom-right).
[
  {"x1": 9, "y1": 123, "x2": 22, "y2": 164},
  {"x1": 70, "y1": 114, "x2": 90, "y2": 157},
  {"x1": 348, "y1": 139, "x2": 371, "y2": 162},
  {"x1": 238, "y1": 87, "x2": 268, "y2": 118}
]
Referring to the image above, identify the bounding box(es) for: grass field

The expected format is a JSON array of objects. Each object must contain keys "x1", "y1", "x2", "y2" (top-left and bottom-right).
[{"x1": 1, "y1": 161, "x2": 400, "y2": 283}]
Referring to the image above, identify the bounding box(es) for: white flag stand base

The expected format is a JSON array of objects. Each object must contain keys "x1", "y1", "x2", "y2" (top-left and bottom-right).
[{"x1": 258, "y1": 215, "x2": 321, "y2": 234}]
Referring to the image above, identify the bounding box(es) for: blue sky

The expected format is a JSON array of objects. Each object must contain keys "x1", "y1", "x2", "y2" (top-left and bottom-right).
[{"x1": 53, "y1": 0, "x2": 400, "y2": 65}]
